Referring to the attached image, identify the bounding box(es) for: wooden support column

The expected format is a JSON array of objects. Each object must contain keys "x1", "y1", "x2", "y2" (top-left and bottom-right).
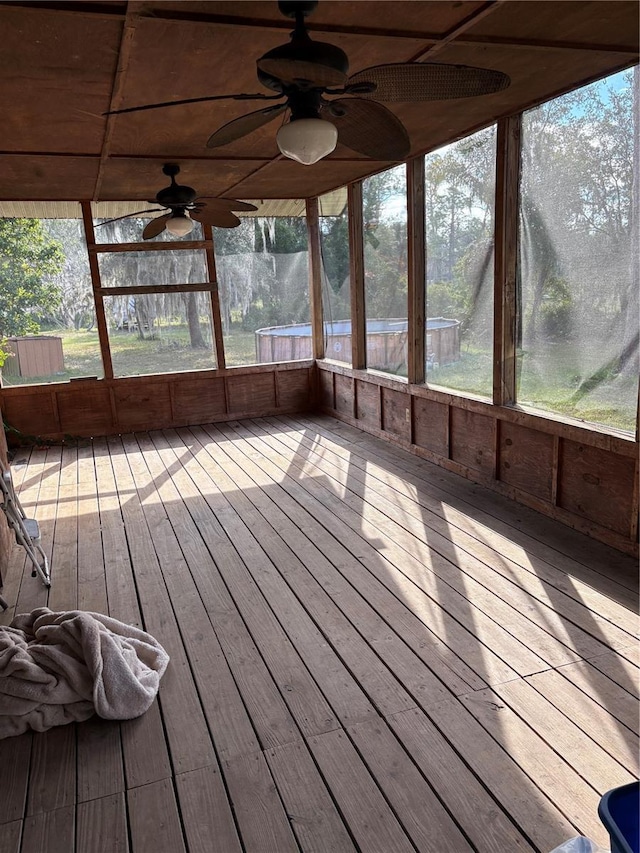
[
  {"x1": 306, "y1": 198, "x2": 325, "y2": 360},
  {"x1": 407, "y1": 157, "x2": 426, "y2": 386},
  {"x1": 493, "y1": 114, "x2": 521, "y2": 406},
  {"x1": 348, "y1": 182, "x2": 366, "y2": 370},
  {"x1": 202, "y1": 223, "x2": 226, "y2": 370},
  {"x1": 81, "y1": 200, "x2": 114, "y2": 380}
]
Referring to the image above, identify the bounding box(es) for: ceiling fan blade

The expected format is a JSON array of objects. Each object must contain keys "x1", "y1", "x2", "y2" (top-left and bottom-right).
[
  {"x1": 105, "y1": 92, "x2": 282, "y2": 117},
  {"x1": 257, "y1": 57, "x2": 347, "y2": 89},
  {"x1": 206, "y1": 103, "x2": 287, "y2": 148},
  {"x1": 96, "y1": 208, "x2": 164, "y2": 226},
  {"x1": 142, "y1": 214, "x2": 171, "y2": 240},
  {"x1": 324, "y1": 99, "x2": 410, "y2": 160},
  {"x1": 347, "y1": 63, "x2": 510, "y2": 102},
  {"x1": 190, "y1": 208, "x2": 241, "y2": 229},
  {"x1": 194, "y1": 198, "x2": 258, "y2": 213}
]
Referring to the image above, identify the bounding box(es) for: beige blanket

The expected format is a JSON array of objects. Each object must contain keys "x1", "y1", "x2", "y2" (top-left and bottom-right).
[{"x1": 0, "y1": 607, "x2": 169, "y2": 739}]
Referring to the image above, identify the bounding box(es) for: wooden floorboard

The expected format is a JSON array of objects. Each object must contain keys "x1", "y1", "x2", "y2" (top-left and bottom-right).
[{"x1": 0, "y1": 414, "x2": 637, "y2": 853}]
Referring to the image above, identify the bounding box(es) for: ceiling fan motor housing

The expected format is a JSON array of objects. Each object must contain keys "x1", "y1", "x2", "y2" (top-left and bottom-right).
[
  {"x1": 157, "y1": 164, "x2": 198, "y2": 206},
  {"x1": 257, "y1": 39, "x2": 349, "y2": 90},
  {"x1": 278, "y1": 1, "x2": 318, "y2": 18}
]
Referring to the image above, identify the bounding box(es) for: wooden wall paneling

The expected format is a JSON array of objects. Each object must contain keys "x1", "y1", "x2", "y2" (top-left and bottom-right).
[
  {"x1": 203, "y1": 223, "x2": 227, "y2": 370},
  {"x1": 559, "y1": 441, "x2": 636, "y2": 536},
  {"x1": 277, "y1": 368, "x2": 311, "y2": 411},
  {"x1": 306, "y1": 198, "x2": 325, "y2": 361},
  {"x1": 318, "y1": 368, "x2": 335, "y2": 410},
  {"x1": 493, "y1": 115, "x2": 521, "y2": 407},
  {"x1": 381, "y1": 386, "x2": 411, "y2": 442},
  {"x1": 355, "y1": 378, "x2": 381, "y2": 429},
  {"x1": 413, "y1": 397, "x2": 449, "y2": 458},
  {"x1": 334, "y1": 373, "x2": 354, "y2": 418},
  {"x1": 407, "y1": 157, "x2": 426, "y2": 386},
  {"x1": 81, "y1": 200, "x2": 113, "y2": 380},
  {"x1": 227, "y1": 371, "x2": 276, "y2": 414},
  {"x1": 316, "y1": 363, "x2": 638, "y2": 554},
  {"x1": 450, "y1": 407, "x2": 495, "y2": 474},
  {"x1": 113, "y1": 381, "x2": 172, "y2": 431},
  {"x1": 498, "y1": 420, "x2": 555, "y2": 501},
  {"x1": 171, "y1": 376, "x2": 227, "y2": 425},
  {"x1": 2, "y1": 392, "x2": 58, "y2": 439},
  {"x1": 348, "y1": 182, "x2": 366, "y2": 370},
  {"x1": 57, "y1": 387, "x2": 113, "y2": 435}
]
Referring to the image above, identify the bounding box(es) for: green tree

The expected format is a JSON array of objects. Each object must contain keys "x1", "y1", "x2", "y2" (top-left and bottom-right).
[{"x1": 0, "y1": 219, "x2": 64, "y2": 351}]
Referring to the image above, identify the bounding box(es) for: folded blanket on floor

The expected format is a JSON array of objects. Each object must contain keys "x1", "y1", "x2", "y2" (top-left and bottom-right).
[{"x1": 0, "y1": 607, "x2": 169, "y2": 739}]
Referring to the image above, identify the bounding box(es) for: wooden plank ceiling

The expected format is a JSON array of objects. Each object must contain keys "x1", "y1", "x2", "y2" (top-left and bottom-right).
[{"x1": 0, "y1": 0, "x2": 637, "y2": 203}]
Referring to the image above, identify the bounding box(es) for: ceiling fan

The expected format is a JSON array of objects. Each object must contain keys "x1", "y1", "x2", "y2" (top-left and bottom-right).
[
  {"x1": 96, "y1": 164, "x2": 257, "y2": 239},
  {"x1": 107, "y1": 0, "x2": 510, "y2": 165}
]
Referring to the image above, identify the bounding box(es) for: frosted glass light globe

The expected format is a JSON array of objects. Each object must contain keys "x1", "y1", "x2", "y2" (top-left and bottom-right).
[
  {"x1": 276, "y1": 118, "x2": 338, "y2": 165},
  {"x1": 166, "y1": 213, "x2": 194, "y2": 237}
]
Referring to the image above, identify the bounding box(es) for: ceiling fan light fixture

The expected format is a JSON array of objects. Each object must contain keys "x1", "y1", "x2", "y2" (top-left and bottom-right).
[
  {"x1": 276, "y1": 117, "x2": 338, "y2": 165},
  {"x1": 165, "y1": 212, "x2": 195, "y2": 237}
]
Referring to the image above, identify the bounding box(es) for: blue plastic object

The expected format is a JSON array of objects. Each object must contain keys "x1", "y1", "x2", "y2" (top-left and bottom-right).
[{"x1": 598, "y1": 781, "x2": 640, "y2": 853}]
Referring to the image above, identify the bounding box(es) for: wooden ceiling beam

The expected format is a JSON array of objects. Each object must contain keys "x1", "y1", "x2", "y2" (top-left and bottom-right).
[
  {"x1": 93, "y1": 1, "x2": 142, "y2": 200},
  {"x1": 411, "y1": 0, "x2": 503, "y2": 61},
  {"x1": 0, "y1": 2, "x2": 126, "y2": 19},
  {"x1": 460, "y1": 35, "x2": 639, "y2": 55},
  {"x1": 99, "y1": 5, "x2": 640, "y2": 55}
]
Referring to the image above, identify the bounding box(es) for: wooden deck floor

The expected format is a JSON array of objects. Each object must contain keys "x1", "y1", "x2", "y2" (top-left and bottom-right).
[{"x1": 1, "y1": 414, "x2": 638, "y2": 853}]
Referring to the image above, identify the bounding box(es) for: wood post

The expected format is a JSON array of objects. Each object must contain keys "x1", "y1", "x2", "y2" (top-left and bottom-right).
[
  {"x1": 81, "y1": 201, "x2": 114, "y2": 380},
  {"x1": 348, "y1": 182, "x2": 366, "y2": 370},
  {"x1": 493, "y1": 114, "x2": 521, "y2": 406},
  {"x1": 306, "y1": 198, "x2": 325, "y2": 361},
  {"x1": 407, "y1": 157, "x2": 426, "y2": 386},
  {"x1": 202, "y1": 223, "x2": 226, "y2": 370}
]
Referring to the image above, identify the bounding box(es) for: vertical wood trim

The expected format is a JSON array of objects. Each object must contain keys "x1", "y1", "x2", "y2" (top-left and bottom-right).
[
  {"x1": 306, "y1": 198, "x2": 325, "y2": 360},
  {"x1": 493, "y1": 417, "x2": 501, "y2": 480},
  {"x1": 551, "y1": 435, "x2": 561, "y2": 506},
  {"x1": 493, "y1": 114, "x2": 521, "y2": 406},
  {"x1": 108, "y1": 385, "x2": 119, "y2": 431},
  {"x1": 630, "y1": 455, "x2": 639, "y2": 542},
  {"x1": 50, "y1": 390, "x2": 60, "y2": 432},
  {"x1": 168, "y1": 380, "x2": 176, "y2": 424},
  {"x1": 408, "y1": 394, "x2": 415, "y2": 445},
  {"x1": 407, "y1": 157, "x2": 426, "y2": 386},
  {"x1": 202, "y1": 224, "x2": 226, "y2": 370},
  {"x1": 81, "y1": 201, "x2": 114, "y2": 380},
  {"x1": 348, "y1": 182, "x2": 366, "y2": 370},
  {"x1": 446, "y1": 404, "x2": 452, "y2": 459},
  {"x1": 274, "y1": 369, "x2": 281, "y2": 409},
  {"x1": 223, "y1": 375, "x2": 230, "y2": 415}
]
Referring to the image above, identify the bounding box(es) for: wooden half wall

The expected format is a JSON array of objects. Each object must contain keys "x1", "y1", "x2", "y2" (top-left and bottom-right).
[
  {"x1": 0, "y1": 362, "x2": 314, "y2": 442},
  {"x1": 317, "y1": 361, "x2": 639, "y2": 557},
  {"x1": 0, "y1": 421, "x2": 12, "y2": 580}
]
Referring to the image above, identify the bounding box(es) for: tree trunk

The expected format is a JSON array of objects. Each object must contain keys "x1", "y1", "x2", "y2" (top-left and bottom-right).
[{"x1": 185, "y1": 292, "x2": 206, "y2": 348}]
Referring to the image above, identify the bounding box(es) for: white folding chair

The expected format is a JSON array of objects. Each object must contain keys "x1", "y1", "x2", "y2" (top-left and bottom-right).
[{"x1": 0, "y1": 467, "x2": 51, "y2": 609}]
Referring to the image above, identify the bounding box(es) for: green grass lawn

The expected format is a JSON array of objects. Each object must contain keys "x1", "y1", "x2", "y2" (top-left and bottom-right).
[
  {"x1": 3, "y1": 329, "x2": 636, "y2": 433},
  {"x1": 2, "y1": 325, "x2": 260, "y2": 385},
  {"x1": 429, "y1": 343, "x2": 637, "y2": 432}
]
